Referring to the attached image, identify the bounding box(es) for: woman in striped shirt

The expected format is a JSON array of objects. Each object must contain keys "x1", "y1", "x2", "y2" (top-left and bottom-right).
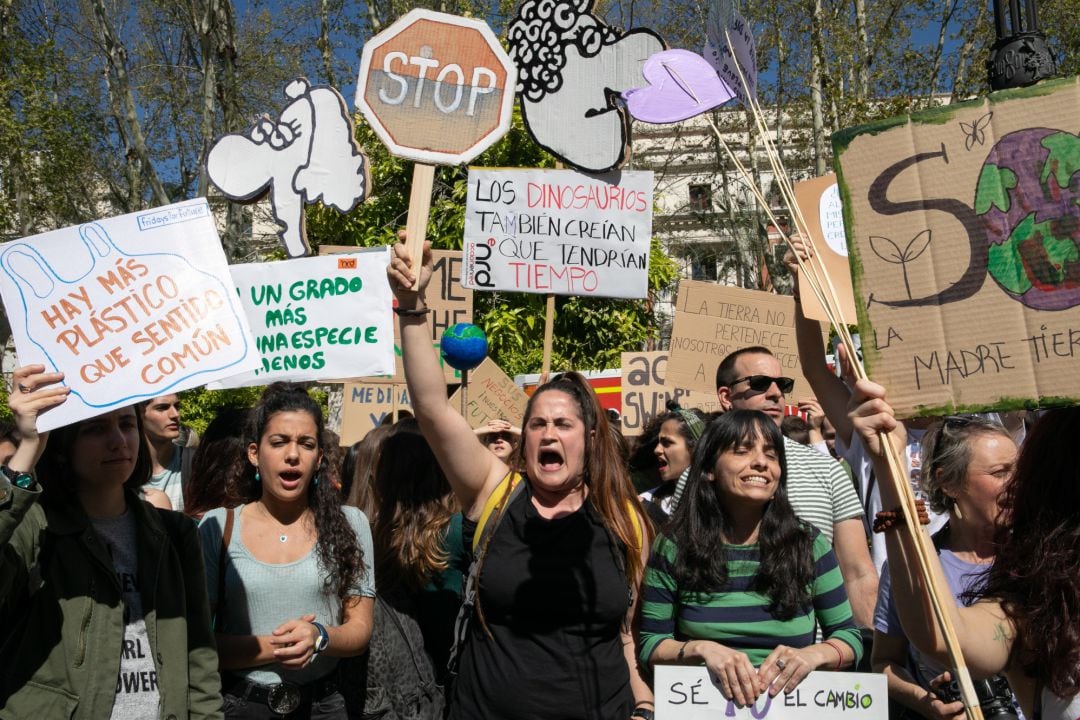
[{"x1": 639, "y1": 410, "x2": 863, "y2": 707}]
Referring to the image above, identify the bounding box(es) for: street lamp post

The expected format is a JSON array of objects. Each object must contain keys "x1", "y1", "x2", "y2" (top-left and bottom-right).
[{"x1": 987, "y1": 0, "x2": 1056, "y2": 89}]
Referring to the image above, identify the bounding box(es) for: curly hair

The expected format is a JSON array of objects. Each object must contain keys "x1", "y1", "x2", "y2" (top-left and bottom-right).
[
  {"x1": 36, "y1": 406, "x2": 153, "y2": 504},
  {"x1": 972, "y1": 408, "x2": 1080, "y2": 697},
  {"x1": 236, "y1": 383, "x2": 365, "y2": 602},
  {"x1": 372, "y1": 419, "x2": 458, "y2": 594},
  {"x1": 507, "y1": 0, "x2": 622, "y2": 102},
  {"x1": 918, "y1": 415, "x2": 1012, "y2": 515},
  {"x1": 667, "y1": 410, "x2": 815, "y2": 620}
]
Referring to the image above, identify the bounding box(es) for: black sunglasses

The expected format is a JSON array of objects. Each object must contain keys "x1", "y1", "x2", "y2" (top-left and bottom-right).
[{"x1": 730, "y1": 374, "x2": 795, "y2": 394}]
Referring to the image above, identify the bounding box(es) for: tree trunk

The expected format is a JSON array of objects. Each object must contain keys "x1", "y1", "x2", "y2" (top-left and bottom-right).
[
  {"x1": 810, "y1": 0, "x2": 827, "y2": 175},
  {"x1": 318, "y1": 0, "x2": 337, "y2": 87},
  {"x1": 951, "y1": 0, "x2": 988, "y2": 100},
  {"x1": 853, "y1": 0, "x2": 870, "y2": 98},
  {"x1": 90, "y1": 0, "x2": 171, "y2": 209}
]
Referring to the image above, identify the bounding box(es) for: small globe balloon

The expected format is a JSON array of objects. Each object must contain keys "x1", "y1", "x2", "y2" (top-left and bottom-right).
[{"x1": 440, "y1": 323, "x2": 488, "y2": 371}]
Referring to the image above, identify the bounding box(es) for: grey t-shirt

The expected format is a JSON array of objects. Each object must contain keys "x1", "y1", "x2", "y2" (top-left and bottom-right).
[
  {"x1": 199, "y1": 504, "x2": 375, "y2": 686},
  {"x1": 90, "y1": 511, "x2": 161, "y2": 720}
]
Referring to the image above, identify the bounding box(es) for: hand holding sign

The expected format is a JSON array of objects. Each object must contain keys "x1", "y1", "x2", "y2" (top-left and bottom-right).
[
  {"x1": 624, "y1": 49, "x2": 735, "y2": 124},
  {"x1": 0, "y1": 200, "x2": 257, "y2": 431}
]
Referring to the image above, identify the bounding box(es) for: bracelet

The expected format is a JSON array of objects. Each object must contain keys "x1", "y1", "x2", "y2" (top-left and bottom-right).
[
  {"x1": 676, "y1": 640, "x2": 689, "y2": 662},
  {"x1": 393, "y1": 305, "x2": 428, "y2": 317},
  {"x1": 822, "y1": 639, "x2": 844, "y2": 670},
  {"x1": 872, "y1": 499, "x2": 930, "y2": 534},
  {"x1": 631, "y1": 709, "x2": 654, "y2": 720}
]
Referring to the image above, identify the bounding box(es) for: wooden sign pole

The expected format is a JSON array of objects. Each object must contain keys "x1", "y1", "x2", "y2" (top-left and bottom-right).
[
  {"x1": 405, "y1": 163, "x2": 435, "y2": 290},
  {"x1": 541, "y1": 295, "x2": 555, "y2": 375},
  {"x1": 460, "y1": 369, "x2": 469, "y2": 415}
]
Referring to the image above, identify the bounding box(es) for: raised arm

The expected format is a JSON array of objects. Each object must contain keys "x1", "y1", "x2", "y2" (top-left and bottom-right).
[
  {"x1": 387, "y1": 241, "x2": 507, "y2": 518},
  {"x1": 848, "y1": 378, "x2": 1014, "y2": 678}
]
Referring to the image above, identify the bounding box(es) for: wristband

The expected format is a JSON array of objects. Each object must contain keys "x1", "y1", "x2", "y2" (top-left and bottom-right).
[
  {"x1": 676, "y1": 640, "x2": 689, "y2": 662},
  {"x1": 393, "y1": 305, "x2": 428, "y2": 317},
  {"x1": 631, "y1": 709, "x2": 654, "y2": 720},
  {"x1": 823, "y1": 639, "x2": 844, "y2": 670}
]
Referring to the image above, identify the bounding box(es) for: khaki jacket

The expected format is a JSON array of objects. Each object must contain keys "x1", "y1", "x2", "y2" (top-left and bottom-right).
[{"x1": 0, "y1": 486, "x2": 223, "y2": 719}]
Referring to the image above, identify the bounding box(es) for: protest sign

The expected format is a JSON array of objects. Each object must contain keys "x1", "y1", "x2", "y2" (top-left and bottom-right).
[
  {"x1": 665, "y1": 281, "x2": 825, "y2": 401},
  {"x1": 0, "y1": 199, "x2": 257, "y2": 430},
  {"x1": 448, "y1": 357, "x2": 529, "y2": 428},
  {"x1": 834, "y1": 75, "x2": 1080, "y2": 416},
  {"x1": 210, "y1": 251, "x2": 393, "y2": 388},
  {"x1": 793, "y1": 175, "x2": 857, "y2": 326},
  {"x1": 655, "y1": 667, "x2": 887, "y2": 720},
  {"x1": 621, "y1": 351, "x2": 721, "y2": 436},
  {"x1": 207, "y1": 79, "x2": 369, "y2": 258},
  {"x1": 339, "y1": 381, "x2": 411, "y2": 445},
  {"x1": 321, "y1": 246, "x2": 472, "y2": 383},
  {"x1": 507, "y1": 0, "x2": 662, "y2": 173},
  {"x1": 462, "y1": 168, "x2": 653, "y2": 299}
]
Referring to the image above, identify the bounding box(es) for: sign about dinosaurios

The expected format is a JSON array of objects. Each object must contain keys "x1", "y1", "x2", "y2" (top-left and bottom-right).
[{"x1": 834, "y1": 75, "x2": 1080, "y2": 417}]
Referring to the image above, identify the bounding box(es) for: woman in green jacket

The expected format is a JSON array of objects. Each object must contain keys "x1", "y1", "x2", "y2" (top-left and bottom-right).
[{"x1": 0, "y1": 364, "x2": 222, "y2": 719}]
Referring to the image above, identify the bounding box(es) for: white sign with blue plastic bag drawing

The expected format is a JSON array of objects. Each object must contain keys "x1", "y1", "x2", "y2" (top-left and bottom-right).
[
  {"x1": 0, "y1": 199, "x2": 258, "y2": 431},
  {"x1": 209, "y1": 250, "x2": 395, "y2": 388},
  {"x1": 655, "y1": 666, "x2": 887, "y2": 720}
]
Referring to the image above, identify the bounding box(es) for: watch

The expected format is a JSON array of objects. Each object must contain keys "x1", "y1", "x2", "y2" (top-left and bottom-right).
[
  {"x1": 0, "y1": 466, "x2": 35, "y2": 504},
  {"x1": 311, "y1": 621, "x2": 330, "y2": 655},
  {"x1": 631, "y1": 709, "x2": 654, "y2": 720}
]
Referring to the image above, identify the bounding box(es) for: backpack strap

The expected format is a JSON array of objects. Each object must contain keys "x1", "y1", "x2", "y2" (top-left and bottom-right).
[
  {"x1": 471, "y1": 472, "x2": 521, "y2": 553},
  {"x1": 211, "y1": 507, "x2": 235, "y2": 631}
]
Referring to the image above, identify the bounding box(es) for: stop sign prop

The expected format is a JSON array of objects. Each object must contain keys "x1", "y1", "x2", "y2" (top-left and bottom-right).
[
  {"x1": 356, "y1": 9, "x2": 515, "y2": 283},
  {"x1": 356, "y1": 9, "x2": 515, "y2": 165}
]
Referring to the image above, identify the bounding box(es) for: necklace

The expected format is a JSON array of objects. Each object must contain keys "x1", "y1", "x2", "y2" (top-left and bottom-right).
[
  {"x1": 255, "y1": 502, "x2": 304, "y2": 545},
  {"x1": 278, "y1": 533, "x2": 288, "y2": 543}
]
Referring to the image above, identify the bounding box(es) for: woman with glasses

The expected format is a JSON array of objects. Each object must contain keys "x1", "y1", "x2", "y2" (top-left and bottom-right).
[
  {"x1": 639, "y1": 410, "x2": 863, "y2": 706},
  {"x1": 851, "y1": 380, "x2": 1080, "y2": 720},
  {"x1": 872, "y1": 416, "x2": 1021, "y2": 720}
]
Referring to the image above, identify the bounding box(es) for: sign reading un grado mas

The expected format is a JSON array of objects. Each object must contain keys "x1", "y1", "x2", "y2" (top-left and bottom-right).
[{"x1": 355, "y1": 9, "x2": 516, "y2": 165}]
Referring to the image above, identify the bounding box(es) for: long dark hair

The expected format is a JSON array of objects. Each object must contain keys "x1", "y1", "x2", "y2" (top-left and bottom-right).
[
  {"x1": 184, "y1": 406, "x2": 249, "y2": 518},
  {"x1": 372, "y1": 418, "x2": 457, "y2": 594},
  {"x1": 36, "y1": 406, "x2": 153, "y2": 503},
  {"x1": 667, "y1": 410, "x2": 814, "y2": 620},
  {"x1": 973, "y1": 408, "x2": 1080, "y2": 696},
  {"x1": 236, "y1": 383, "x2": 365, "y2": 602}
]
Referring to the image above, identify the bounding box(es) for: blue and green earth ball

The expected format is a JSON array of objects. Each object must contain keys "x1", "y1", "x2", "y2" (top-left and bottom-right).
[{"x1": 440, "y1": 323, "x2": 488, "y2": 371}]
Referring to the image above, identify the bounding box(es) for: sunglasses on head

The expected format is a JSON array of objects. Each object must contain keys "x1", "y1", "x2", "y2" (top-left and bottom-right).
[{"x1": 730, "y1": 374, "x2": 795, "y2": 394}]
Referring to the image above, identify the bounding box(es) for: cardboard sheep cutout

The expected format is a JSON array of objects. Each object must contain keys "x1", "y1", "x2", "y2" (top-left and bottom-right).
[
  {"x1": 206, "y1": 78, "x2": 370, "y2": 257},
  {"x1": 507, "y1": 0, "x2": 664, "y2": 173}
]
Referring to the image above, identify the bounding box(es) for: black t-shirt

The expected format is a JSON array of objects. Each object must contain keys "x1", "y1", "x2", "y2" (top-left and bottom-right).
[{"x1": 453, "y1": 483, "x2": 633, "y2": 720}]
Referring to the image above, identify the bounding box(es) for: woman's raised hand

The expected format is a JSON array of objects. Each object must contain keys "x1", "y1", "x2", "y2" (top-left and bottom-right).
[
  {"x1": 696, "y1": 641, "x2": 760, "y2": 707},
  {"x1": 847, "y1": 377, "x2": 905, "y2": 459},
  {"x1": 386, "y1": 235, "x2": 433, "y2": 304},
  {"x1": 8, "y1": 365, "x2": 69, "y2": 440}
]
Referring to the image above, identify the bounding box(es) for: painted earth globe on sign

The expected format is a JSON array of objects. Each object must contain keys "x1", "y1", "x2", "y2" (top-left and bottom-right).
[
  {"x1": 978, "y1": 127, "x2": 1080, "y2": 310},
  {"x1": 440, "y1": 323, "x2": 488, "y2": 371}
]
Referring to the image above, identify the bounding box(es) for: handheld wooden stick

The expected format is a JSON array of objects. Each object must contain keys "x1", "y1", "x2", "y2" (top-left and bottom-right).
[{"x1": 404, "y1": 163, "x2": 436, "y2": 290}]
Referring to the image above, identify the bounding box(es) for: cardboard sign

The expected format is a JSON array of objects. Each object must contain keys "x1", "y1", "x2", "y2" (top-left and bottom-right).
[
  {"x1": 507, "y1": 0, "x2": 663, "y2": 173},
  {"x1": 355, "y1": 9, "x2": 515, "y2": 165},
  {"x1": 462, "y1": 168, "x2": 653, "y2": 298},
  {"x1": 339, "y1": 381, "x2": 411, "y2": 445},
  {"x1": 621, "y1": 351, "x2": 724, "y2": 435},
  {"x1": 703, "y1": 2, "x2": 758, "y2": 106},
  {"x1": 211, "y1": 251, "x2": 394, "y2": 388},
  {"x1": 0, "y1": 200, "x2": 258, "y2": 430},
  {"x1": 321, "y1": 246, "x2": 471, "y2": 384},
  {"x1": 655, "y1": 667, "x2": 887, "y2": 720},
  {"x1": 834, "y1": 75, "x2": 1080, "y2": 416},
  {"x1": 448, "y1": 356, "x2": 529, "y2": 428},
  {"x1": 793, "y1": 176, "x2": 858, "y2": 326},
  {"x1": 207, "y1": 79, "x2": 369, "y2": 257},
  {"x1": 665, "y1": 281, "x2": 825, "y2": 402},
  {"x1": 623, "y1": 49, "x2": 735, "y2": 124}
]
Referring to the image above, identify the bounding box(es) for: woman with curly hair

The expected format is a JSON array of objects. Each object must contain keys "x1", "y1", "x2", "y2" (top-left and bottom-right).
[
  {"x1": 388, "y1": 242, "x2": 654, "y2": 720},
  {"x1": 199, "y1": 383, "x2": 374, "y2": 719},
  {"x1": 640, "y1": 410, "x2": 863, "y2": 707},
  {"x1": 851, "y1": 380, "x2": 1080, "y2": 720}
]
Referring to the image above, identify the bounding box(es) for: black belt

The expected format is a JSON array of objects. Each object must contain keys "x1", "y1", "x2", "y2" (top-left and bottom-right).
[{"x1": 223, "y1": 673, "x2": 339, "y2": 715}]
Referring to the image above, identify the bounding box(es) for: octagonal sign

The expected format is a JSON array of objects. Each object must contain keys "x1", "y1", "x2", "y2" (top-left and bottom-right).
[{"x1": 356, "y1": 9, "x2": 516, "y2": 165}]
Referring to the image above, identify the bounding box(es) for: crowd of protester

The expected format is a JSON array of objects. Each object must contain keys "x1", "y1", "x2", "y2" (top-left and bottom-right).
[{"x1": 0, "y1": 238, "x2": 1076, "y2": 720}]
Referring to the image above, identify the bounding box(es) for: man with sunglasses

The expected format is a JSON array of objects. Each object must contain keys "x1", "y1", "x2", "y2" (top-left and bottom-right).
[{"x1": 713, "y1": 346, "x2": 879, "y2": 631}]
